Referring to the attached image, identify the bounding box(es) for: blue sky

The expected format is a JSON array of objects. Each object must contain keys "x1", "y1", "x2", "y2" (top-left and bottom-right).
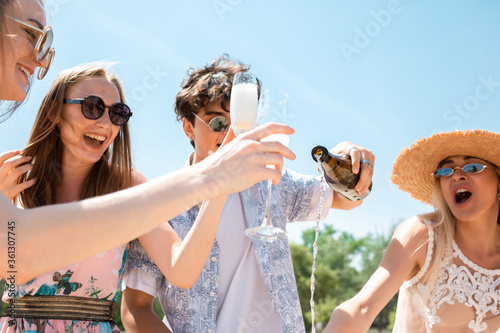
[{"x1": 2, "y1": 0, "x2": 500, "y2": 243}]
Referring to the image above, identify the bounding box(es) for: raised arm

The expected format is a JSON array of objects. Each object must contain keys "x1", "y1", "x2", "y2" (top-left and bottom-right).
[
  {"x1": 138, "y1": 194, "x2": 226, "y2": 289},
  {"x1": 137, "y1": 124, "x2": 244, "y2": 288},
  {"x1": 0, "y1": 123, "x2": 295, "y2": 284},
  {"x1": 324, "y1": 217, "x2": 429, "y2": 333}
]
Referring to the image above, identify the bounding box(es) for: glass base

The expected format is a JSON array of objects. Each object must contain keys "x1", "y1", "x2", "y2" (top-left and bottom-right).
[{"x1": 245, "y1": 226, "x2": 288, "y2": 242}]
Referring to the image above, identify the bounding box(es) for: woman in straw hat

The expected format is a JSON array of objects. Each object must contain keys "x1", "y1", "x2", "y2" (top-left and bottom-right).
[{"x1": 325, "y1": 129, "x2": 500, "y2": 333}]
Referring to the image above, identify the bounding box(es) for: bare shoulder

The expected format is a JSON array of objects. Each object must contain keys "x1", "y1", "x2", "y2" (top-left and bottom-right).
[
  {"x1": 131, "y1": 169, "x2": 148, "y2": 187},
  {"x1": 393, "y1": 216, "x2": 433, "y2": 269}
]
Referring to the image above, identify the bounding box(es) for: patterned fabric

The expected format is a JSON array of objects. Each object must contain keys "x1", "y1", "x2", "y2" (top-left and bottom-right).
[
  {"x1": 125, "y1": 169, "x2": 317, "y2": 333},
  {"x1": 393, "y1": 220, "x2": 500, "y2": 333},
  {"x1": 0, "y1": 246, "x2": 127, "y2": 333}
]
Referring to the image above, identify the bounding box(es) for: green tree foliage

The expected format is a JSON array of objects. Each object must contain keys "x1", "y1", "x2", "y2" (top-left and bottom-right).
[
  {"x1": 291, "y1": 223, "x2": 398, "y2": 332},
  {"x1": 359, "y1": 224, "x2": 399, "y2": 331}
]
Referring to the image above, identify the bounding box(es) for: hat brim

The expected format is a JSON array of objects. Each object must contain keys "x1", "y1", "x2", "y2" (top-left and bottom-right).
[{"x1": 391, "y1": 130, "x2": 500, "y2": 205}]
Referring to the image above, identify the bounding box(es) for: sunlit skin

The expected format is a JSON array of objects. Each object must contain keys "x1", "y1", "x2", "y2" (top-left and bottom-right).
[
  {"x1": 56, "y1": 77, "x2": 121, "y2": 202},
  {"x1": 0, "y1": 0, "x2": 48, "y2": 101},
  {"x1": 182, "y1": 101, "x2": 230, "y2": 165},
  {"x1": 439, "y1": 155, "x2": 500, "y2": 225}
]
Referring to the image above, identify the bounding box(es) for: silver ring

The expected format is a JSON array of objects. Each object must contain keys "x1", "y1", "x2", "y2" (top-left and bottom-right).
[
  {"x1": 348, "y1": 147, "x2": 359, "y2": 154},
  {"x1": 362, "y1": 159, "x2": 373, "y2": 169}
]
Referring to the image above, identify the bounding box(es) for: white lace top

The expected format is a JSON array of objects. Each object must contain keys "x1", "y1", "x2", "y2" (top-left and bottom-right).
[{"x1": 393, "y1": 221, "x2": 500, "y2": 333}]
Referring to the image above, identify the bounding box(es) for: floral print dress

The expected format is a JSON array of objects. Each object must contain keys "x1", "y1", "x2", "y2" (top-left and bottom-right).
[{"x1": 0, "y1": 246, "x2": 127, "y2": 333}]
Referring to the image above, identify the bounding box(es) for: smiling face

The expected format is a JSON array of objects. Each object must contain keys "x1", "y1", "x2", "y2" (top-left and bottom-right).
[
  {"x1": 182, "y1": 100, "x2": 230, "y2": 164},
  {"x1": 0, "y1": 0, "x2": 47, "y2": 101},
  {"x1": 438, "y1": 155, "x2": 500, "y2": 223},
  {"x1": 57, "y1": 76, "x2": 121, "y2": 169}
]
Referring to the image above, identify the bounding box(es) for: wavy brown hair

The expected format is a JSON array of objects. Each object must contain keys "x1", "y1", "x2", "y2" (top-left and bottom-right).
[
  {"x1": 16, "y1": 64, "x2": 132, "y2": 208},
  {"x1": 175, "y1": 54, "x2": 261, "y2": 125}
]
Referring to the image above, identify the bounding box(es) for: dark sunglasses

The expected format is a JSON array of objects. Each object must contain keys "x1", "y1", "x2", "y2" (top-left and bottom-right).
[
  {"x1": 433, "y1": 163, "x2": 487, "y2": 178},
  {"x1": 5, "y1": 15, "x2": 55, "y2": 80},
  {"x1": 192, "y1": 112, "x2": 230, "y2": 133},
  {"x1": 63, "y1": 96, "x2": 132, "y2": 126}
]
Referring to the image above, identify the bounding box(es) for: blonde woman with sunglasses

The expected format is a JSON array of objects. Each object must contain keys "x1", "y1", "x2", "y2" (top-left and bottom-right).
[
  {"x1": 325, "y1": 130, "x2": 500, "y2": 333},
  {"x1": 0, "y1": 0, "x2": 295, "y2": 294}
]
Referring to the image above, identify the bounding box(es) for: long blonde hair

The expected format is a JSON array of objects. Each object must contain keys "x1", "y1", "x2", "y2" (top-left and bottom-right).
[
  {"x1": 17, "y1": 64, "x2": 132, "y2": 208},
  {"x1": 416, "y1": 181, "x2": 455, "y2": 298}
]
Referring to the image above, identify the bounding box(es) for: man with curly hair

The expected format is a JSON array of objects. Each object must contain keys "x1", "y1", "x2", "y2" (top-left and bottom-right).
[{"x1": 121, "y1": 54, "x2": 375, "y2": 333}]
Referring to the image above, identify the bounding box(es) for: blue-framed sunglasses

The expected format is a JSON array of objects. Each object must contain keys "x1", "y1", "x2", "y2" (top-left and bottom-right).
[{"x1": 433, "y1": 163, "x2": 487, "y2": 178}]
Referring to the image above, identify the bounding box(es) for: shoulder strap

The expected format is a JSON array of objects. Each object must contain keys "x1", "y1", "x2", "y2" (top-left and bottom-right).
[{"x1": 403, "y1": 218, "x2": 434, "y2": 288}]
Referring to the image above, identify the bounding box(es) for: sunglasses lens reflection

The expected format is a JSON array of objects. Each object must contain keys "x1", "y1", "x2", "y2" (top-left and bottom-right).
[
  {"x1": 110, "y1": 105, "x2": 132, "y2": 126},
  {"x1": 41, "y1": 30, "x2": 53, "y2": 60},
  {"x1": 35, "y1": 29, "x2": 52, "y2": 62},
  {"x1": 434, "y1": 169, "x2": 452, "y2": 177},
  {"x1": 210, "y1": 117, "x2": 229, "y2": 132},
  {"x1": 82, "y1": 97, "x2": 105, "y2": 119},
  {"x1": 463, "y1": 164, "x2": 484, "y2": 174}
]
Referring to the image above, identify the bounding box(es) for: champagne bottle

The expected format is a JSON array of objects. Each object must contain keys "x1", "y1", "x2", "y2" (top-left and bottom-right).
[{"x1": 311, "y1": 145, "x2": 372, "y2": 201}]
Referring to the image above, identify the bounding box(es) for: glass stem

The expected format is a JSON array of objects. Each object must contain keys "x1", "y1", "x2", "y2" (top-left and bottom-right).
[{"x1": 262, "y1": 179, "x2": 273, "y2": 227}]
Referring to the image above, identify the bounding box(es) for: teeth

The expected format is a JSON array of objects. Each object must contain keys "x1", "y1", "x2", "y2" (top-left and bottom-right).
[
  {"x1": 18, "y1": 65, "x2": 30, "y2": 77},
  {"x1": 85, "y1": 133, "x2": 106, "y2": 142},
  {"x1": 455, "y1": 188, "x2": 468, "y2": 194}
]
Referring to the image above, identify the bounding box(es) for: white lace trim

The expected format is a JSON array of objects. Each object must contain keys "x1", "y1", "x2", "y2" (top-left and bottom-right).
[
  {"x1": 403, "y1": 219, "x2": 435, "y2": 288},
  {"x1": 452, "y1": 240, "x2": 500, "y2": 276},
  {"x1": 424, "y1": 240, "x2": 500, "y2": 333}
]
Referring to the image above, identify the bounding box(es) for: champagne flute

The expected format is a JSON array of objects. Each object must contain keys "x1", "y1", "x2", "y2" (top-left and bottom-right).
[
  {"x1": 230, "y1": 72, "x2": 258, "y2": 136},
  {"x1": 245, "y1": 90, "x2": 290, "y2": 241}
]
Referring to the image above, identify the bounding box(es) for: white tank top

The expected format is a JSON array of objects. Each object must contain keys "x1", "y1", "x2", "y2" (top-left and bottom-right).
[{"x1": 393, "y1": 220, "x2": 500, "y2": 333}]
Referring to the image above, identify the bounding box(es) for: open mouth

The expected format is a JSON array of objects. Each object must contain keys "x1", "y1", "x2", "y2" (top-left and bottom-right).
[
  {"x1": 84, "y1": 133, "x2": 106, "y2": 148},
  {"x1": 455, "y1": 188, "x2": 472, "y2": 205}
]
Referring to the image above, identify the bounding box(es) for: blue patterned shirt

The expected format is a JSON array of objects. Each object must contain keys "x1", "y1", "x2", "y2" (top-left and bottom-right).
[{"x1": 125, "y1": 169, "x2": 322, "y2": 332}]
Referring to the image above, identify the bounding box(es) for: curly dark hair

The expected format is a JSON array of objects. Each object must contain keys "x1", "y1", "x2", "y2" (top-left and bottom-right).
[{"x1": 174, "y1": 54, "x2": 261, "y2": 125}]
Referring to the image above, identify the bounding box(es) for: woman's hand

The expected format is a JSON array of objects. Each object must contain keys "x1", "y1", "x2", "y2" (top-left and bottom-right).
[
  {"x1": 0, "y1": 150, "x2": 35, "y2": 201},
  {"x1": 329, "y1": 141, "x2": 374, "y2": 195}
]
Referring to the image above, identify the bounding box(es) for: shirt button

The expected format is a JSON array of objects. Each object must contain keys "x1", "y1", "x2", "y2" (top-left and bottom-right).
[
  {"x1": 209, "y1": 291, "x2": 216, "y2": 297},
  {"x1": 211, "y1": 256, "x2": 217, "y2": 262}
]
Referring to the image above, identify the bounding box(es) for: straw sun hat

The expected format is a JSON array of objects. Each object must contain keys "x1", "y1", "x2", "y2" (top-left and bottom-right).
[{"x1": 391, "y1": 129, "x2": 500, "y2": 205}]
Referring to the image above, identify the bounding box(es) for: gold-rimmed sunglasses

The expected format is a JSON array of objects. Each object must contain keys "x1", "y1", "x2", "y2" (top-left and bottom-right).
[{"x1": 5, "y1": 15, "x2": 55, "y2": 80}]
